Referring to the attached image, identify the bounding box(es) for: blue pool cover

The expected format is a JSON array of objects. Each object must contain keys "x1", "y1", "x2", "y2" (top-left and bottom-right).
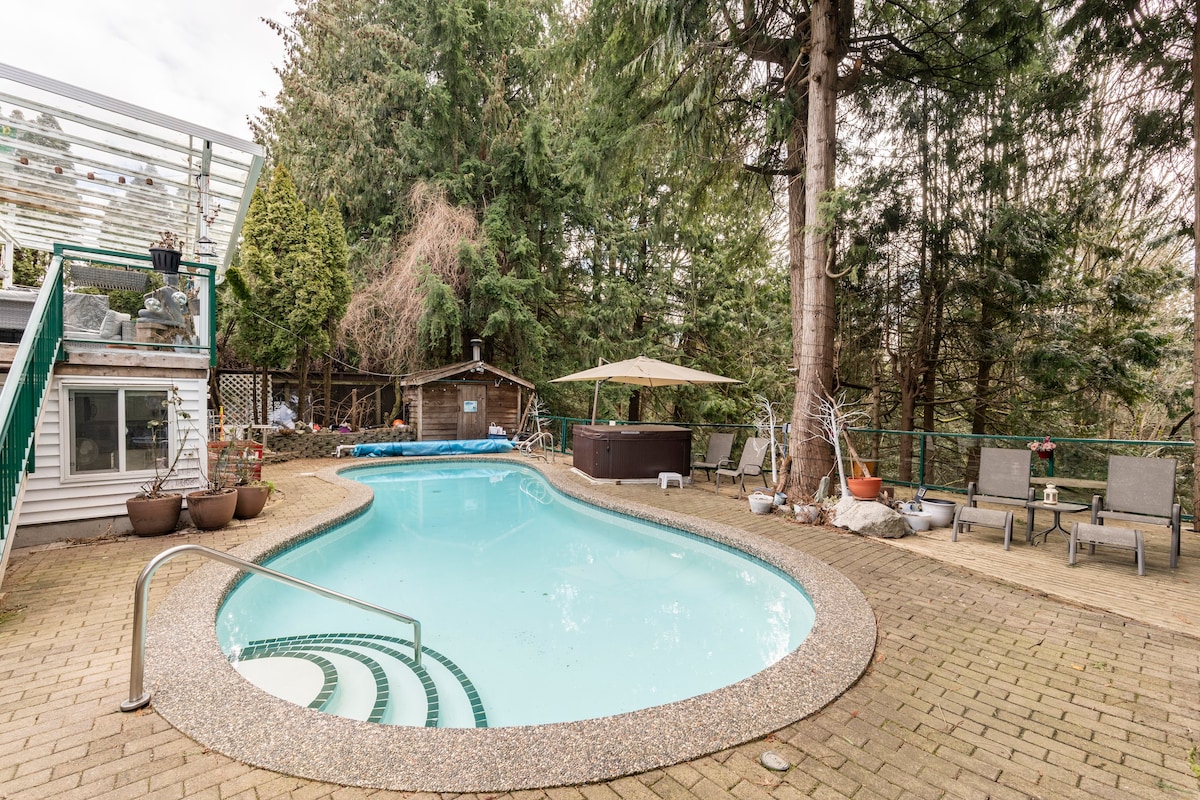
[{"x1": 351, "y1": 439, "x2": 516, "y2": 457}]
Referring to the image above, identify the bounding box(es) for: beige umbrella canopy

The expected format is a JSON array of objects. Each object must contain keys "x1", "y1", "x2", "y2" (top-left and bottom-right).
[{"x1": 551, "y1": 356, "x2": 740, "y2": 423}]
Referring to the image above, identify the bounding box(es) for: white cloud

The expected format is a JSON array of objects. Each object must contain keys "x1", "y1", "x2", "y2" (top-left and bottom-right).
[{"x1": 3, "y1": 0, "x2": 294, "y2": 140}]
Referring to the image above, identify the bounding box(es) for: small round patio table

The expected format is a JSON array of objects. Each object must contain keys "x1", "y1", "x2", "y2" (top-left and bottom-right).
[{"x1": 1026, "y1": 500, "x2": 1090, "y2": 545}]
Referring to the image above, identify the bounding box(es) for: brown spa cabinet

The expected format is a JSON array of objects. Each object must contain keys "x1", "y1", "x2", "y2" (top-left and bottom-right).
[{"x1": 572, "y1": 424, "x2": 692, "y2": 480}]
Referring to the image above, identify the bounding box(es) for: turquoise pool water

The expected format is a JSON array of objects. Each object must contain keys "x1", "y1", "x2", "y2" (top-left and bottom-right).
[{"x1": 216, "y1": 461, "x2": 815, "y2": 728}]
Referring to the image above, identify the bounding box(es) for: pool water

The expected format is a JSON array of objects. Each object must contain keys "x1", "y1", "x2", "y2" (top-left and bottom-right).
[{"x1": 217, "y1": 461, "x2": 815, "y2": 728}]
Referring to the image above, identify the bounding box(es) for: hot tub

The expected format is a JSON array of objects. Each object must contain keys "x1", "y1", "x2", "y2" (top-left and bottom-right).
[{"x1": 572, "y1": 424, "x2": 691, "y2": 480}]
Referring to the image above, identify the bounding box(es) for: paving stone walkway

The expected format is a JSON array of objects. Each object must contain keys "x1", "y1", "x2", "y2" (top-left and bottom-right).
[{"x1": 0, "y1": 456, "x2": 1198, "y2": 799}]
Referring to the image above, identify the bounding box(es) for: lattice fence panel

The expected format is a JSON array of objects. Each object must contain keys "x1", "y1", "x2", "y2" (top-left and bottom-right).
[{"x1": 219, "y1": 372, "x2": 272, "y2": 429}]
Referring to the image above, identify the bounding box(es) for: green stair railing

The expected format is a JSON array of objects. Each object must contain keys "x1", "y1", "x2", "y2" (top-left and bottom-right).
[{"x1": 0, "y1": 255, "x2": 65, "y2": 546}]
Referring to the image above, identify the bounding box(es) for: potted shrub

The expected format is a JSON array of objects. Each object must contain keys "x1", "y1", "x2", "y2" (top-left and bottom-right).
[
  {"x1": 185, "y1": 441, "x2": 238, "y2": 530},
  {"x1": 231, "y1": 445, "x2": 273, "y2": 519},
  {"x1": 149, "y1": 230, "x2": 183, "y2": 274},
  {"x1": 125, "y1": 388, "x2": 189, "y2": 536}
]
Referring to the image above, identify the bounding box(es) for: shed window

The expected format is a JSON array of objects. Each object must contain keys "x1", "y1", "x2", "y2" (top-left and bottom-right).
[{"x1": 67, "y1": 388, "x2": 170, "y2": 476}]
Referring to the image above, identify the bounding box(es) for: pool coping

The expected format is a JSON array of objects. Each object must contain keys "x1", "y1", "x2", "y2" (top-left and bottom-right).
[{"x1": 145, "y1": 456, "x2": 877, "y2": 792}]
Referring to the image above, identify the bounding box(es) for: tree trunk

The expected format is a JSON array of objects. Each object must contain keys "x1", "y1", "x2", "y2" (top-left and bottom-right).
[
  {"x1": 296, "y1": 345, "x2": 310, "y2": 424},
  {"x1": 323, "y1": 354, "x2": 333, "y2": 428},
  {"x1": 1192, "y1": 8, "x2": 1199, "y2": 532},
  {"x1": 789, "y1": 0, "x2": 844, "y2": 497}
]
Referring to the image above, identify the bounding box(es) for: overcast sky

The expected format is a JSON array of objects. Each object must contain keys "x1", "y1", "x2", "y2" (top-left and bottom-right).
[{"x1": 4, "y1": 0, "x2": 295, "y2": 142}]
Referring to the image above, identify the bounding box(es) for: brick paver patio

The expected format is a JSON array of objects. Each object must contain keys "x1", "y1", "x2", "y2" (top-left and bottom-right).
[{"x1": 1, "y1": 455, "x2": 1198, "y2": 799}]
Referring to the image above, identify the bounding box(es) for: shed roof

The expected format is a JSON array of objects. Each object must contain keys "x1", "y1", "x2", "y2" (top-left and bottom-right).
[
  {"x1": 0, "y1": 63, "x2": 264, "y2": 273},
  {"x1": 400, "y1": 360, "x2": 534, "y2": 390}
]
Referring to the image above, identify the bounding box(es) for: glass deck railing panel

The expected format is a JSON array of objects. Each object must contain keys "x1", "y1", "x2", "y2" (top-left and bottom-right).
[{"x1": 52, "y1": 245, "x2": 216, "y2": 365}]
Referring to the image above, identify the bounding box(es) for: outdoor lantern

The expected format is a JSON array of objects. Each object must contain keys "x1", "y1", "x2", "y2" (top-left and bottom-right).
[{"x1": 1043, "y1": 484, "x2": 1059, "y2": 505}]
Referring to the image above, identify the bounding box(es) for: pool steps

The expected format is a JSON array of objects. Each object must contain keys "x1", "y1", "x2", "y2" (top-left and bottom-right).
[{"x1": 232, "y1": 633, "x2": 488, "y2": 727}]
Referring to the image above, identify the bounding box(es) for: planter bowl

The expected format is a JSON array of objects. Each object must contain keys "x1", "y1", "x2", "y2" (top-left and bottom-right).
[
  {"x1": 186, "y1": 488, "x2": 238, "y2": 530},
  {"x1": 125, "y1": 493, "x2": 183, "y2": 536},
  {"x1": 793, "y1": 503, "x2": 821, "y2": 524},
  {"x1": 234, "y1": 484, "x2": 271, "y2": 519},
  {"x1": 748, "y1": 493, "x2": 775, "y2": 514},
  {"x1": 846, "y1": 476, "x2": 883, "y2": 500},
  {"x1": 922, "y1": 498, "x2": 957, "y2": 528},
  {"x1": 901, "y1": 510, "x2": 933, "y2": 532}
]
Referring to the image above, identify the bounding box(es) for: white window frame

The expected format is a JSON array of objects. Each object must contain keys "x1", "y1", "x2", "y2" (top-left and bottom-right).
[{"x1": 60, "y1": 380, "x2": 182, "y2": 484}]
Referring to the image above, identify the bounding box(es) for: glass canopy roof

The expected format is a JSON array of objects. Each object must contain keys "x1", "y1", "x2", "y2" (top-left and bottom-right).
[{"x1": 0, "y1": 62, "x2": 265, "y2": 274}]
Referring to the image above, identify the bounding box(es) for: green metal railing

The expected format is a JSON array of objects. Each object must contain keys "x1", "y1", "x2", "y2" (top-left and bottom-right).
[
  {"x1": 0, "y1": 255, "x2": 64, "y2": 544},
  {"x1": 541, "y1": 417, "x2": 1193, "y2": 514},
  {"x1": 847, "y1": 428, "x2": 1191, "y2": 487}
]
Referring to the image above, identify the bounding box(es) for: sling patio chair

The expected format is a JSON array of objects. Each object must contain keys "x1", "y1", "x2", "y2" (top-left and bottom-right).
[
  {"x1": 1090, "y1": 455, "x2": 1182, "y2": 570},
  {"x1": 714, "y1": 437, "x2": 770, "y2": 498},
  {"x1": 691, "y1": 432, "x2": 735, "y2": 482},
  {"x1": 966, "y1": 447, "x2": 1036, "y2": 541}
]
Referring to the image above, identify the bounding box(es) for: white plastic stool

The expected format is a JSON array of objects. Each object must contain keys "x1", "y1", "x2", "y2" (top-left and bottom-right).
[{"x1": 658, "y1": 472, "x2": 684, "y2": 489}]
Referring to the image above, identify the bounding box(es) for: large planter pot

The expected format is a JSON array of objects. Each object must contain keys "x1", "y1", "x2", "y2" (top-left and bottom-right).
[
  {"x1": 234, "y1": 484, "x2": 271, "y2": 519},
  {"x1": 186, "y1": 488, "x2": 238, "y2": 530},
  {"x1": 125, "y1": 494, "x2": 183, "y2": 536},
  {"x1": 846, "y1": 476, "x2": 883, "y2": 500},
  {"x1": 922, "y1": 498, "x2": 957, "y2": 528}
]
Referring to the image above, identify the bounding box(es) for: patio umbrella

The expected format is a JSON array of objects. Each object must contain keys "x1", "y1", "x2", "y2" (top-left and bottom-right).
[{"x1": 551, "y1": 356, "x2": 740, "y2": 423}]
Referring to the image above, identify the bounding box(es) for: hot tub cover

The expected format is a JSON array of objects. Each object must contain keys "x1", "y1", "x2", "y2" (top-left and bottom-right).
[{"x1": 352, "y1": 439, "x2": 516, "y2": 457}]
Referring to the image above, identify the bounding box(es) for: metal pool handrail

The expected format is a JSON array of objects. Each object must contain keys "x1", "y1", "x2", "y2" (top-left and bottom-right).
[{"x1": 120, "y1": 543, "x2": 422, "y2": 712}]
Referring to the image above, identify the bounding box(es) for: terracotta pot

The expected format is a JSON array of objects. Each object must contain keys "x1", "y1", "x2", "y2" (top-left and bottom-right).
[
  {"x1": 234, "y1": 484, "x2": 271, "y2": 519},
  {"x1": 846, "y1": 476, "x2": 883, "y2": 500},
  {"x1": 125, "y1": 493, "x2": 183, "y2": 536},
  {"x1": 185, "y1": 488, "x2": 238, "y2": 530}
]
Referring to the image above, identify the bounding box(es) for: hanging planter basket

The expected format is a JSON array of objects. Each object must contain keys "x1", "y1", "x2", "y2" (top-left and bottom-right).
[{"x1": 149, "y1": 247, "x2": 182, "y2": 275}]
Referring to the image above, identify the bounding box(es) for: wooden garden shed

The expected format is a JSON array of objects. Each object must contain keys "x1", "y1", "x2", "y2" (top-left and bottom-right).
[{"x1": 399, "y1": 355, "x2": 534, "y2": 442}]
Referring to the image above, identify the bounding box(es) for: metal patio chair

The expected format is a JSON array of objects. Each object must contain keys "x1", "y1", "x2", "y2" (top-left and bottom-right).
[
  {"x1": 714, "y1": 437, "x2": 770, "y2": 498},
  {"x1": 966, "y1": 447, "x2": 1036, "y2": 541},
  {"x1": 691, "y1": 432, "x2": 735, "y2": 482},
  {"x1": 1090, "y1": 455, "x2": 1182, "y2": 569}
]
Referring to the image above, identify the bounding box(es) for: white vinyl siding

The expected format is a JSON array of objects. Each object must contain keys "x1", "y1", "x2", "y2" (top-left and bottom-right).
[{"x1": 18, "y1": 375, "x2": 207, "y2": 525}]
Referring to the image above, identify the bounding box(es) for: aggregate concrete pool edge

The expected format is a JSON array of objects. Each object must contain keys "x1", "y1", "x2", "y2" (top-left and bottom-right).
[{"x1": 146, "y1": 456, "x2": 877, "y2": 792}]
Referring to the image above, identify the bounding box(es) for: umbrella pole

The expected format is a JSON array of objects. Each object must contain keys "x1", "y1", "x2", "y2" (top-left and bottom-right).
[{"x1": 590, "y1": 378, "x2": 608, "y2": 425}]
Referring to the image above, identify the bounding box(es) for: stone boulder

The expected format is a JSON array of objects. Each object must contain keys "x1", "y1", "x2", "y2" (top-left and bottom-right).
[{"x1": 832, "y1": 496, "x2": 910, "y2": 538}]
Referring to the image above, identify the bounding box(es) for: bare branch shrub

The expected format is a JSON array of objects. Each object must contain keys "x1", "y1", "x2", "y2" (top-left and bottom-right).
[{"x1": 340, "y1": 182, "x2": 477, "y2": 375}]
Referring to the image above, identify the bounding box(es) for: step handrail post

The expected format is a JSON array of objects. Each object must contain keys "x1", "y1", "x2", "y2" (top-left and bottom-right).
[{"x1": 120, "y1": 543, "x2": 421, "y2": 712}]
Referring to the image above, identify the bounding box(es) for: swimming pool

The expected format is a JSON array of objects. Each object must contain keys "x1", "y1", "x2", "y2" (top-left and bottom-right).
[
  {"x1": 146, "y1": 457, "x2": 875, "y2": 791},
  {"x1": 216, "y1": 462, "x2": 816, "y2": 727}
]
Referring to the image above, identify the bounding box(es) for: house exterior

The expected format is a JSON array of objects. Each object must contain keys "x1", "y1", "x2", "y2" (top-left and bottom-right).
[{"x1": 0, "y1": 65, "x2": 264, "y2": 584}]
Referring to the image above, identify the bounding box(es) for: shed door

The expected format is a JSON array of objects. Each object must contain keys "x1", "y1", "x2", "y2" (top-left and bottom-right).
[{"x1": 457, "y1": 385, "x2": 487, "y2": 439}]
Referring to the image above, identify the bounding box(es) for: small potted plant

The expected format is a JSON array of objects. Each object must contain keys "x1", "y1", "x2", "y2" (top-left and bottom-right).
[
  {"x1": 125, "y1": 388, "x2": 190, "y2": 535},
  {"x1": 149, "y1": 230, "x2": 184, "y2": 274},
  {"x1": 1029, "y1": 436, "x2": 1056, "y2": 460}
]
